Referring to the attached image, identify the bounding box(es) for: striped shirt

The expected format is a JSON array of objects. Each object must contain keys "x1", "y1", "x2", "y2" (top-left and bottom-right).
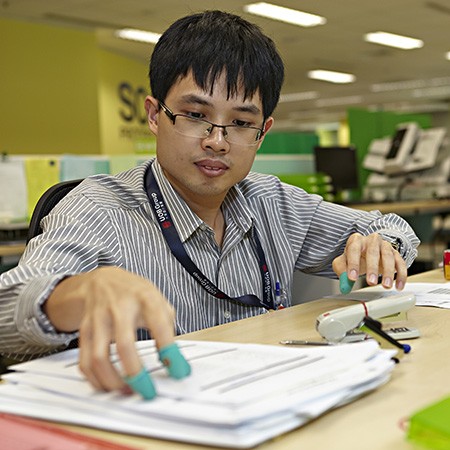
[{"x1": 0, "y1": 159, "x2": 419, "y2": 358}]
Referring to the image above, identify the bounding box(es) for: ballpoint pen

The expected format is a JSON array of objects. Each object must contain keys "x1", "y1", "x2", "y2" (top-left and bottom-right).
[
  {"x1": 279, "y1": 340, "x2": 336, "y2": 346},
  {"x1": 275, "y1": 281, "x2": 284, "y2": 309}
]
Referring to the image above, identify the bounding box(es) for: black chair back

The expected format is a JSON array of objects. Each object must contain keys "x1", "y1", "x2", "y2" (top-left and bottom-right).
[{"x1": 26, "y1": 179, "x2": 83, "y2": 243}]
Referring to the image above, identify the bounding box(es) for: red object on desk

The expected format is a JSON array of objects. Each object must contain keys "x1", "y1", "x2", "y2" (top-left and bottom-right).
[
  {"x1": 0, "y1": 413, "x2": 139, "y2": 450},
  {"x1": 444, "y1": 250, "x2": 450, "y2": 280}
]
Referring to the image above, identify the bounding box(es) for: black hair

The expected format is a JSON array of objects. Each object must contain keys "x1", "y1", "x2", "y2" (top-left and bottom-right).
[{"x1": 149, "y1": 10, "x2": 284, "y2": 119}]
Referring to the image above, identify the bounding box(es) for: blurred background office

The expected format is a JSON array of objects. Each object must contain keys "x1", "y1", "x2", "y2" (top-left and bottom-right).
[{"x1": 1, "y1": 0, "x2": 449, "y2": 301}]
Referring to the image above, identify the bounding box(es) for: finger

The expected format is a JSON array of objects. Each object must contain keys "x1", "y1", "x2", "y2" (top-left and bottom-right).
[
  {"x1": 141, "y1": 291, "x2": 191, "y2": 380},
  {"x1": 342, "y1": 234, "x2": 364, "y2": 280},
  {"x1": 142, "y1": 290, "x2": 176, "y2": 350},
  {"x1": 394, "y1": 252, "x2": 408, "y2": 290},
  {"x1": 88, "y1": 303, "x2": 124, "y2": 392},
  {"x1": 363, "y1": 236, "x2": 382, "y2": 286},
  {"x1": 158, "y1": 342, "x2": 191, "y2": 379},
  {"x1": 78, "y1": 317, "x2": 103, "y2": 391},
  {"x1": 112, "y1": 302, "x2": 143, "y2": 377},
  {"x1": 112, "y1": 300, "x2": 157, "y2": 398},
  {"x1": 332, "y1": 252, "x2": 359, "y2": 281},
  {"x1": 338, "y1": 272, "x2": 355, "y2": 294},
  {"x1": 379, "y1": 241, "x2": 396, "y2": 289},
  {"x1": 332, "y1": 254, "x2": 347, "y2": 278},
  {"x1": 123, "y1": 367, "x2": 156, "y2": 400}
]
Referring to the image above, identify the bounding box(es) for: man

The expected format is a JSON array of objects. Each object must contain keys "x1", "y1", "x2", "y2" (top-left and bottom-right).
[{"x1": 0, "y1": 11, "x2": 419, "y2": 398}]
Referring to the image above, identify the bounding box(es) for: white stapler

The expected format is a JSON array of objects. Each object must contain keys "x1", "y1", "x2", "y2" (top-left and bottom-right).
[{"x1": 316, "y1": 293, "x2": 416, "y2": 343}]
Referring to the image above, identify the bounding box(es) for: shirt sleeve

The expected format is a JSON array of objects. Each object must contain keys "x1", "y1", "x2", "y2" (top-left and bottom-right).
[
  {"x1": 285, "y1": 190, "x2": 420, "y2": 276},
  {"x1": 0, "y1": 193, "x2": 121, "y2": 359}
]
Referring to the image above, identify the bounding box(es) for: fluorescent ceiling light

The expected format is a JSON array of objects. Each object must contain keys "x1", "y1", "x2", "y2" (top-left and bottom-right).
[
  {"x1": 316, "y1": 95, "x2": 362, "y2": 107},
  {"x1": 364, "y1": 31, "x2": 423, "y2": 50},
  {"x1": 371, "y1": 76, "x2": 450, "y2": 92},
  {"x1": 114, "y1": 28, "x2": 161, "y2": 44},
  {"x1": 279, "y1": 91, "x2": 319, "y2": 102},
  {"x1": 308, "y1": 70, "x2": 355, "y2": 84},
  {"x1": 413, "y1": 86, "x2": 450, "y2": 98},
  {"x1": 244, "y1": 2, "x2": 326, "y2": 27}
]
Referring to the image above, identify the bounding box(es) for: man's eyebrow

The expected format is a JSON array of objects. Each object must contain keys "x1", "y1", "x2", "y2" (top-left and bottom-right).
[
  {"x1": 233, "y1": 104, "x2": 261, "y2": 115},
  {"x1": 179, "y1": 94, "x2": 211, "y2": 106},
  {"x1": 179, "y1": 94, "x2": 261, "y2": 115}
]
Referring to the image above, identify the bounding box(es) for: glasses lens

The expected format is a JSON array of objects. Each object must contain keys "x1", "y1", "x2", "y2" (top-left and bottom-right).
[{"x1": 174, "y1": 116, "x2": 261, "y2": 146}]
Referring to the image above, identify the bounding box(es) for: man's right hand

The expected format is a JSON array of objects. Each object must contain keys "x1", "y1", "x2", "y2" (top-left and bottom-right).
[{"x1": 44, "y1": 266, "x2": 188, "y2": 397}]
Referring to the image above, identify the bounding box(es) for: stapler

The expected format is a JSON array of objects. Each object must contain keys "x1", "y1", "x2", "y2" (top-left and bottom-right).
[{"x1": 315, "y1": 293, "x2": 416, "y2": 358}]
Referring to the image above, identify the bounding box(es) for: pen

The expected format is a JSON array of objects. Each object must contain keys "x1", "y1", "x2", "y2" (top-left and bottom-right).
[
  {"x1": 275, "y1": 281, "x2": 281, "y2": 307},
  {"x1": 279, "y1": 340, "x2": 335, "y2": 346}
]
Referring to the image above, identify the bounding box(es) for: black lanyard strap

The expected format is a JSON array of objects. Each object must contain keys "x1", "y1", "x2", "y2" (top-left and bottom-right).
[{"x1": 145, "y1": 166, "x2": 274, "y2": 310}]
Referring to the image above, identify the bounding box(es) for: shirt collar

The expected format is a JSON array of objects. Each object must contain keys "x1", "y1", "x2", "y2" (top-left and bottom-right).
[
  {"x1": 151, "y1": 160, "x2": 202, "y2": 243},
  {"x1": 151, "y1": 159, "x2": 255, "y2": 241},
  {"x1": 222, "y1": 184, "x2": 255, "y2": 235}
]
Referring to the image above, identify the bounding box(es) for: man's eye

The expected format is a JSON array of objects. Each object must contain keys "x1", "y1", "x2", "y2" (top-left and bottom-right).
[
  {"x1": 185, "y1": 111, "x2": 204, "y2": 119},
  {"x1": 233, "y1": 120, "x2": 252, "y2": 128}
]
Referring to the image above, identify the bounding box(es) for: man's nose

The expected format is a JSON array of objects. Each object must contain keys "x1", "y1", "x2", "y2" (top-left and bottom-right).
[{"x1": 202, "y1": 125, "x2": 230, "y2": 152}]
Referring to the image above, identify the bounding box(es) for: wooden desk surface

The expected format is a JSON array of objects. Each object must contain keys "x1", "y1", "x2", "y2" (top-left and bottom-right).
[
  {"x1": 349, "y1": 198, "x2": 450, "y2": 216},
  {"x1": 53, "y1": 268, "x2": 450, "y2": 450},
  {"x1": 0, "y1": 243, "x2": 25, "y2": 258}
]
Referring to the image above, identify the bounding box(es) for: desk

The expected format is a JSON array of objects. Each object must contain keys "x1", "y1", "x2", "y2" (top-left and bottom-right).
[
  {"x1": 0, "y1": 243, "x2": 25, "y2": 258},
  {"x1": 11, "y1": 269, "x2": 450, "y2": 449}
]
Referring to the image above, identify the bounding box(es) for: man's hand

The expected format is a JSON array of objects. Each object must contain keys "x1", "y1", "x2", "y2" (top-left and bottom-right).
[
  {"x1": 332, "y1": 233, "x2": 407, "y2": 291},
  {"x1": 44, "y1": 266, "x2": 189, "y2": 398}
]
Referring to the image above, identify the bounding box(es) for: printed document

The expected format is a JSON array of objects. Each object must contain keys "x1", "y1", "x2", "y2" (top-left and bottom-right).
[
  {"x1": 329, "y1": 282, "x2": 450, "y2": 309},
  {"x1": 0, "y1": 340, "x2": 395, "y2": 448}
]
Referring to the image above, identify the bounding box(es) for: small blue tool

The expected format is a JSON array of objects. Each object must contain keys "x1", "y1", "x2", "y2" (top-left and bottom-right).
[
  {"x1": 123, "y1": 367, "x2": 157, "y2": 400},
  {"x1": 158, "y1": 342, "x2": 192, "y2": 379},
  {"x1": 124, "y1": 342, "x2": 191, "y2": 399},
  {"x1": 339, "y1": 271, "x2": 355, "y2": 294}
]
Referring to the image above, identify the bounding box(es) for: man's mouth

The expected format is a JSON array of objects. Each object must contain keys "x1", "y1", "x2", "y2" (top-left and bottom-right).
[{"x1": 195, "y1": 161, "x2": 229, "y2": 176}]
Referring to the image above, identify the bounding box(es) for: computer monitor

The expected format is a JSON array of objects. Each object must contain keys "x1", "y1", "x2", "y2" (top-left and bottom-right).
[
  {"x1": 383, "y1": 122, "x2": 419, "y2": 175},
  {"x1": 313, "y1": 146, "x2": 359, "y2": 195}
]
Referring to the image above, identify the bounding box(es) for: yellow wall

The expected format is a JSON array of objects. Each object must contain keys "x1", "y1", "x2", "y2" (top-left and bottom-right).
[
  {"x1": 0, "y1": 17, "x2": 155, "y2": 156},
  {"x1": 97, "y1": 49, "x2": 155, "y2": 155},
  {"x1": 0, "y1": 18, "x2": 100, "y2": 154}
]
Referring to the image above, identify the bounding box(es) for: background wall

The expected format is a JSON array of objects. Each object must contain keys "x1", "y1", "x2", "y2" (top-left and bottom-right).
[
  {"x1": 0, "y1": 18, "x2": 100, "y2": 154},
  {"x1": 97, "y1": 48, "x2": 154, "y2": 155},
  {"x1": 0, "y1": 17, "x2": 154, "y2": 156}
]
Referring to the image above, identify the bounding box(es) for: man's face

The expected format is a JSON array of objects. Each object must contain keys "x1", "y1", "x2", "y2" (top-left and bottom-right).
[{"x1": 145, "y1": 72, "x2": 273, "y2": 207}]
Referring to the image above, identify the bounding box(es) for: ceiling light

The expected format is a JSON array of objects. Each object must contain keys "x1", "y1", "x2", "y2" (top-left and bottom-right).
[
  {"x1": 279, "y1": 91, "x2": 319, "y2": 102},
  {"x1": 316, "y1": 96, "x2": 362, "y2": 107},
  {"x1": 446, "y1": 51, "x2": 450, "y2": 60},
  {"x1": 308, "y1": 70, "x2": 356, "y2": 84},
  {"x1": 371, "y1": 77, "x2": 450, "y2": 92},
  {"x1": 413, "y1": 86, "x2": 450, "y2": 98},
  {"x1": 114, "y1": 28, "x2": 161, "y2": 44},
  {"x1": 364, "y1": 31, "x2": 423, "y2": 50},
  {"x1": 244, "y1": 2, "x2": 326, "y2": 27}
]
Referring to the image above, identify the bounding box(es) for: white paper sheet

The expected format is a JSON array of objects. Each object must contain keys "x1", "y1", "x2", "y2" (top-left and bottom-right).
[
  {"x1": 329, "y1": 282, "x2": 450, "y2": 309},
  {"x1": 0, "y1": 159, "x2": 28, "y2": 223},
  {"x1": 0, "y1": 340, "x2": 396, "y2": 448}
]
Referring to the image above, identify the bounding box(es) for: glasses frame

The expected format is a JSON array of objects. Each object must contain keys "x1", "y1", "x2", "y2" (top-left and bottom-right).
[{"x1": 158, "y1": 101, "x2": 265, "y2": 146}]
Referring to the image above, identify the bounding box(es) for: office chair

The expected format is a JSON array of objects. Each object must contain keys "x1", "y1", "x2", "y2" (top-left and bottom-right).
[
  {"x1": 26, "y1": 179, "x2": 83, "y2": 243},
  {"x1": 1, "y1": 180, "x2": 83, "y2": 372}
]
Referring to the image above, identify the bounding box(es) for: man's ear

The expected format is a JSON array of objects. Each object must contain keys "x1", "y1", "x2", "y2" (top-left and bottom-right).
[
  {"x1": 256, "y1": 117, "x2": 274, "y2": 151},
  {"x1": 145, "y1": 96, "x2": 159, "y2": 135}
]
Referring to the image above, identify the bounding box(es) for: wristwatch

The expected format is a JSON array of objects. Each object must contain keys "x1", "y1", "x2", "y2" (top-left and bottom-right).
[{"x1": 383, "y1": 235, "x2": 404, "y2": 255}]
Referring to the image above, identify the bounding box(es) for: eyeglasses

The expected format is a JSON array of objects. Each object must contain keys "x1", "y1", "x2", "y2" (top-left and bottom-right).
[{"x1": 158, "y1": 101, "x2": 265, "y2": 146}]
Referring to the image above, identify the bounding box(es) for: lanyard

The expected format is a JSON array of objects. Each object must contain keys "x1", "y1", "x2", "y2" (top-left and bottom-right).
[{"x1": 145, "y1": 166, "x2": 274, "y2": 310}]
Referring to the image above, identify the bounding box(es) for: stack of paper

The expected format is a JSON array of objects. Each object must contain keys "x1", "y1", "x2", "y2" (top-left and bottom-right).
[
  {"x1": 0, "y1": 340, "x2": 396, "y2": 448},
  {"x1": 330, "y1": 283, "x2": 450, "y2": 309}
]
